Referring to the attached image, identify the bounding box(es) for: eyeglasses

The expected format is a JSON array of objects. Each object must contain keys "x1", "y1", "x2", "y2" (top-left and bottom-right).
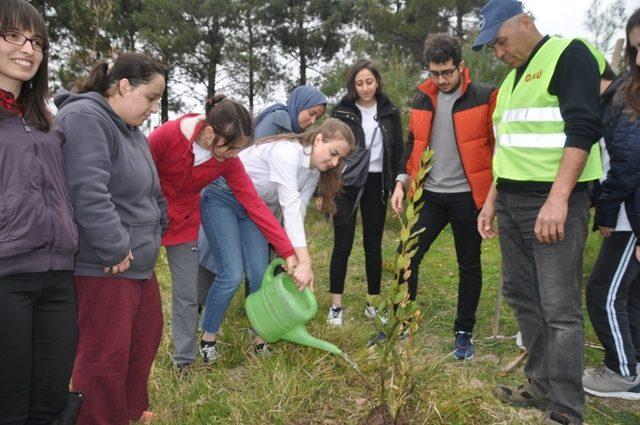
[
  {"x1": 428, "y1": 68, "x2": 458, "y2": 79},
  {"x1": 0, "y1": 30, "x2": 48, "y2": 53}
]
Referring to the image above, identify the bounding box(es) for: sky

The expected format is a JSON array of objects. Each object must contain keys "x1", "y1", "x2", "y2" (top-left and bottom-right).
[{"x1": 524, "y1": 0, "x2": 636, "y2": 45}]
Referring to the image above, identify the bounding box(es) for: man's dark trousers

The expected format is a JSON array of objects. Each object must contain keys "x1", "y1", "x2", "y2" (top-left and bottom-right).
[
  {"x1": 495, "y1": 189, "x2": 590, "y2": 422},
  {"x1": 403, "y1": 189, "x2": 482, "y2": 333}
]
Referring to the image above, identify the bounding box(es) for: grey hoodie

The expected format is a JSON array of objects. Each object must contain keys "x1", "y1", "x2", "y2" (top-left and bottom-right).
[{"x1": 54, "y1": 91, "x2": 168, "y2": 279}]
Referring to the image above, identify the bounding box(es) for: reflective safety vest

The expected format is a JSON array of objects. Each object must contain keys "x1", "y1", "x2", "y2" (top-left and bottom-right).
[{"x1": 492, "y1": 37, "x2": 605, "y2": 182}]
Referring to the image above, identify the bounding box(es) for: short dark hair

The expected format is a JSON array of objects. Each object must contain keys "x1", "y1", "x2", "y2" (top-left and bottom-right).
[
  {"x1": 345, "y1": 59, "x2": 383, "y2": 102},
  {"x1": 78, "y1": 52, "x2": 167, "y2": 97},
  {"x1": 423, "y1": 33, "x2": 462, "y2": 67}
]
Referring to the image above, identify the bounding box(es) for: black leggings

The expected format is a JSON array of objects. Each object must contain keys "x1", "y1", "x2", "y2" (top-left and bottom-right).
[
  {"x1": 329, "y1": 172, "x2": 387, "y2": 296},
  {"x1": 0, "y1": 271, "x2": 77, "y2": 425}
]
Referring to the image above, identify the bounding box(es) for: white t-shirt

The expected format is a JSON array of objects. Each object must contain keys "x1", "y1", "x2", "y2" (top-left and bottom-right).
[
  {"x1": 193, "y1": 142, "x2": 212, "y2": 166},
  {"x1": 600, "y1": 138, "x2": 631, "y2": 231},
  {"x1": 179, "y1": 114, "x2": 214, "y2": 166},
  {"x1": 357, "y1": 102, "x2": 383, "y2": 172},
  {"x1": 239, "y1": 141, "x2": 319, "y2": 247}
]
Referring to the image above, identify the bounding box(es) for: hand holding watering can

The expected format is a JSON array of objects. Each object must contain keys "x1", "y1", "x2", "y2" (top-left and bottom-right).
[{"x1": 245, "y1": 258, "x2": 341, "y2": 355}]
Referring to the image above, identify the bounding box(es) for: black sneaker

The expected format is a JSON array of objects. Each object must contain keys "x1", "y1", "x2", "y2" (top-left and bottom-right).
[
  {"x1": 254, "y1": 342, "x2": 271, "y2": 357},
  {"x1": 199, "y1": 339, "x2": 219, "y2": 363},
  {"x1": 174, "y1": 363, "x2": 191, "y2": 376}
]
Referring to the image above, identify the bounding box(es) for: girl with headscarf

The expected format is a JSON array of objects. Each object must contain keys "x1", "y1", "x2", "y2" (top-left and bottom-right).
[{"x1": 254, "y1": 85, "x2": 328, "y2": 139}]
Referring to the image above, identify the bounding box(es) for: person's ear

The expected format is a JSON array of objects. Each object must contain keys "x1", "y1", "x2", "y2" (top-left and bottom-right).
[
  {"x1": 203, "y1": 126, "x2": 216, "y2": 147},
  {"x1": 314, "y1": 133, "x2": 323, "y2": 148},
  {"x1": 458, "y1": 60, "x2": 465, "y2": 70},
  {"x1": 117, "y1": 78, "x2": 131, "y2": 96}
]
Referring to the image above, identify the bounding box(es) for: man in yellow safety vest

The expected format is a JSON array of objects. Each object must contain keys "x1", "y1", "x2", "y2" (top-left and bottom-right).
[{"x1": 473, "y1": 1, "x2": 604, "y2": 424}]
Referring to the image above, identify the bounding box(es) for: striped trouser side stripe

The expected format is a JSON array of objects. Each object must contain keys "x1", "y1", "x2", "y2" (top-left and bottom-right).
[{"x1": 606, "y1": 233, "x2": 637, "y2": 377}]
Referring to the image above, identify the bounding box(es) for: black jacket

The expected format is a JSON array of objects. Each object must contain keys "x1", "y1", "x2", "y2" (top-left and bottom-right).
[
  {"x1": 595, "y1": 75, "x2": 640, "y2": 239},
  {"x1": 331, "y1": 93, "x2": 404, "y2": 195}
]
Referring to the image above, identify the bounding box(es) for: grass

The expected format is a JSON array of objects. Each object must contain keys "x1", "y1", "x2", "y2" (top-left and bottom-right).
[{"x1": 148, "y1": 209, "x2": 640, "y2": 424}]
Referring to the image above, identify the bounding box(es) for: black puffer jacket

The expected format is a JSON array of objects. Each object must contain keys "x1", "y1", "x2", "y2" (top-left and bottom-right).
[
  {"x1": 331, "y1": 93, "x2": 404, "y2": 195},
  {"x1": 595, "y1": 74, "x2": 640, "y2": 238}
]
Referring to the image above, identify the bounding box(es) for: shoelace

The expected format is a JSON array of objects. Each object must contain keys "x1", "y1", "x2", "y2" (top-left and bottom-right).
[
  {"x1": 330, "y1": 307, "x2": 343, "y2": 318},
  {"x1": 201, "y1": 342, "x2": 218, "y2": 356},
  {"x1": 590, "y1": 365, "x2": 610, "y2": 381}
]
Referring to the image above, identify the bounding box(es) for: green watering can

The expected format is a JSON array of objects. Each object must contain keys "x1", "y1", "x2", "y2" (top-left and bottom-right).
[{"x1": 245, "y1": 258, "x2": 342, "y2": 355}]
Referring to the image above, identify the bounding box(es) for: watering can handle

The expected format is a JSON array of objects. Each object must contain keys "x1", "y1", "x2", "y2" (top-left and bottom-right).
[
  {"x1": 301, "y1": 286, "x2": 318, "y2": 319},
  {"x1": 265, "y1": 258, "x2": 286, "y2": 278}
]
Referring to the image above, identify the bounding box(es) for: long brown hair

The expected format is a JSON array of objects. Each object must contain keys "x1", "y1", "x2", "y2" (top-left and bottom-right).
[
  {"x1": 346, "y1": 59, "x2": 383, "y2": 102},
  {"x1": 0, "y1": 0, "x2": 52, "y2": 131},
  {"x1": 623, "y1": 7, "x2": 640, "y2": 119},
  {"x1": 259, "y1": 118, "x2": 356, "y2": 215}
]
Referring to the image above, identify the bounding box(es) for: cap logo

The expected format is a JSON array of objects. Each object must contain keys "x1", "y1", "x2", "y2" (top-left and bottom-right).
[{"x1": 479, "y1": 15, "x2": 486, "y2": 30}]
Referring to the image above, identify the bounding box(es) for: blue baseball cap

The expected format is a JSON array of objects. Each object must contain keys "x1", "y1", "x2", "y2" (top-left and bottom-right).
[{"x1": 472, "y1": 0, "x2": 524, "y2": 51}]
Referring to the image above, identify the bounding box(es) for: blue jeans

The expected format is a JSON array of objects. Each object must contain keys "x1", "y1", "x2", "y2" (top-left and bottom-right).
[
  {"x1": 495, "y1": 189, "x2": 589, "y2": 422},
  {"x1": 200, "y1": 179, "x2": 270, "y2": 334}
]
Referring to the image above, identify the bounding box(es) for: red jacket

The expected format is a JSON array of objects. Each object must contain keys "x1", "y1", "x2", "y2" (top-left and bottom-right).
[
  {"x1": 401, "y1": 67, "x2": 497, "y2": 209},
  {"x1": 148, "y1": 115, "x2": 294, "y2": 258}
]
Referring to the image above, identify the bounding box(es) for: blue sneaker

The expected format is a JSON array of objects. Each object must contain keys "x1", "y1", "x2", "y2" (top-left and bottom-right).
[{"x1": 453, "y1": 331, "x2": 474, "y2": 360}]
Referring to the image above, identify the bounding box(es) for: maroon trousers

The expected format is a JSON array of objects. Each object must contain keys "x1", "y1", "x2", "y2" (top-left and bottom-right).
[{"x1": 71, "y1": 274, "x2": 163, "y2": 425}]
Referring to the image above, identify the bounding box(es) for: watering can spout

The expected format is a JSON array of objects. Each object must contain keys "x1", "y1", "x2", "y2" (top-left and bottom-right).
[{"x1": 282, "y1": 327, "x2": 342, "y2": 356}]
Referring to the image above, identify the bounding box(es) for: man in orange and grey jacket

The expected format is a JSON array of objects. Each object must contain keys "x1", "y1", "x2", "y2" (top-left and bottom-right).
[{"x1": 391, "y1": 32, "x2": 497, "y2": 360}]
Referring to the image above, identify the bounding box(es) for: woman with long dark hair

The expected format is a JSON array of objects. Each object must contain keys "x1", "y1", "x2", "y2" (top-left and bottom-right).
[
  {"x1": 583, "y1": 7, "x2": 640, "y2": 401},
  {"x1": 0, "y1": 0, "x2": 79, "y2": 422},
  {"x1": 55, "y1": 52, "x2": 168, "y2": 425},
  {"x1": 326, "y1": 59, "x2": 404, "y2": 326}
]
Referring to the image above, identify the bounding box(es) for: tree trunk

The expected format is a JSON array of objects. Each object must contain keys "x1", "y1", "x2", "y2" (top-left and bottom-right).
[
  {"x1": 456, "y1": 3, "x2": 464, "y2": 39},
  {"x1": 297, "y1": 11, "x2": 306, "y2": 85},
  {"x1": 206, "y1": 22, "x2": 221, "y2": 99},
  {"x1": 161, "y1": 69, "x2": 169, "y2": 123},
  {"x1": 611, "y1": 38, "x2": 625, "y2": 73},
  {"x1": 247, "y1": 12, "x2": 255, "y2": 114}
]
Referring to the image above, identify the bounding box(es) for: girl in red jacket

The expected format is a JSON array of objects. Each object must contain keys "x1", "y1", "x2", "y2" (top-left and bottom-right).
[{"x1": 148, "y1": 95, "x2": 297, "y2": 372}]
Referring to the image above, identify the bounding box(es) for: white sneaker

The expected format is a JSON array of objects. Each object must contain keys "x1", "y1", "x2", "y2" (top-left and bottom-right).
[
  {"x1": 327, "y1": 305, "x2": 344, "y2": 326},
  {"x1": 364, "y1": 303, "x2": 387, "y2": 325},
  {"x1": 364, "y1": 304, "x2": 377, "y2": 319}
]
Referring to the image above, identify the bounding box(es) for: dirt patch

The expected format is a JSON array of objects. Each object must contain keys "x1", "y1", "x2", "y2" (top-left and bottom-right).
[
  {"x1": 358, "y1": 404, "x2": 409, "y2": 425},
  {"x1": 226, "y1": 366, "x2": 246, "y2": 389}
]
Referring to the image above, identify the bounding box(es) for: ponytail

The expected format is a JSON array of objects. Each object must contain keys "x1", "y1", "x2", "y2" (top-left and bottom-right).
[{"x1": 78, "y1": 62, "x2": 111, "y2": 95}]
